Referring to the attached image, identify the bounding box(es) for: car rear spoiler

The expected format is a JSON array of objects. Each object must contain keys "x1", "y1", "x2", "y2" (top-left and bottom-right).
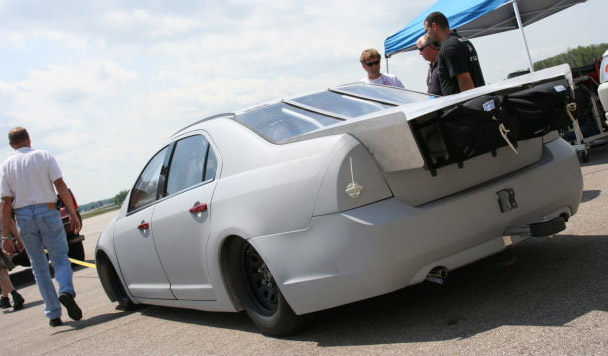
[{"x1": 289, "y1": 64, "x2": 575, "y2": 175}]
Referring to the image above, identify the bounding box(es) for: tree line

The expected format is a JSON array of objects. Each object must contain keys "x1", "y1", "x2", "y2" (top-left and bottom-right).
[
  {"x1": 79, "y1": 189, "x2": 129, "y2": 212},
  {"x1": 534, "y1": 43, "x2": 608, "y2": 71}
]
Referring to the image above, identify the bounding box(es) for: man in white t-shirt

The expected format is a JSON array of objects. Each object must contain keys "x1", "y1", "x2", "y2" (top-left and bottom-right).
[
  {"x1": 1, "y1": 127, "x2": 82, "y2": 327},
  {"x1": 359, "y1": 48, "x2": 405, "y2": 88}
]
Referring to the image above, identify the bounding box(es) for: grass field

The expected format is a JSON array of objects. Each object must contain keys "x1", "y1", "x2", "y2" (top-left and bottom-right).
[{"x1": 81, "y1": 205, "x2": 120, "y2": 219}]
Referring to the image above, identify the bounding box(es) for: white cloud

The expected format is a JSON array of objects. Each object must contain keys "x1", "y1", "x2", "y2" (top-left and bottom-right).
[{"x1": 1, "y1": 60, "x2": 137, "y2": 143}]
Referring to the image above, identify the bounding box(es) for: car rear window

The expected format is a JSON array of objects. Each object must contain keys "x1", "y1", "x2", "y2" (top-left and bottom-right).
[
  {"x1": 291, "y1": 91, "x2": 394, "y2": 117},
  {"x1": 236, "y1": 102, "x2": 341, "y2": 142},
  {"x1": 235, "y1": 84, "x2": 429, "y2": 142}
]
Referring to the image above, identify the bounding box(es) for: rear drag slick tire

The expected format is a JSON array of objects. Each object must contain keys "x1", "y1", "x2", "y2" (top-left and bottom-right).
[{"x1": 230, "y1": 239, "x2": 308, "y2": 336}]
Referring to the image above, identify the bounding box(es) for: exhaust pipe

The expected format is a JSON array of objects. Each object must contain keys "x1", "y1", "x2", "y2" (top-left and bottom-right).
[{"x1": 426, "y1": 267, "x2": 448, "y2": 285}]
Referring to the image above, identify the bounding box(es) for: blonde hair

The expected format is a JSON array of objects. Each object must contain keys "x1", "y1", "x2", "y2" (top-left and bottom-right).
[{"x1": 360, "y1": 48, "x2": 381, "y2": 63}]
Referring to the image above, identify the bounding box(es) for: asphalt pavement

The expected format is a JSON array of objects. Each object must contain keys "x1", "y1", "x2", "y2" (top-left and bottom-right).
[{"x1": 2, "y1": 143, "x2": 608, "y2": 356}]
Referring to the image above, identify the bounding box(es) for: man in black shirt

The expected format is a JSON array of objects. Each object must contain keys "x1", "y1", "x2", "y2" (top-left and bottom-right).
[{"x1": 424, "y1": 11, "x2": 485, "y2": 95}]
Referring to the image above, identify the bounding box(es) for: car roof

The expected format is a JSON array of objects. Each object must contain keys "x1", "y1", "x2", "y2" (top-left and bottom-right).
[{"x1": 171, "y1": 83, "x2": 431, "y2": 142}]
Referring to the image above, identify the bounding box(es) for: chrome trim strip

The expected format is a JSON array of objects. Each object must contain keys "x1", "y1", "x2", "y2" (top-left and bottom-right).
[
  {"x1": 329, "y1": 87, "x2": 402, "y2": 106},
  {"x1": 281, "y1": 99, "x2": 349, "y2": 121}
]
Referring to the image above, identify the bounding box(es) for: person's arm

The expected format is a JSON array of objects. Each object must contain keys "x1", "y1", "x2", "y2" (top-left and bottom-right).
[
  {"x1": 1, "y1": 197, "x2": 16, "y2": 255},
  {"x1": 53, "y1": 178, "x2": 81, "y2": 234},
  {"x1": 443, "y1": 39, "x2": 475, "y2": 93},
  {"x1": 456, "y1": 72, "x2": 475, "y2": 92},
  {"x1": 7, "y1": 215, "x2": 23, "y2": 252}
]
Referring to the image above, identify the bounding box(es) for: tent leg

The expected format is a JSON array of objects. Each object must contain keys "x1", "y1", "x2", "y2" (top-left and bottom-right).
[{"x1": 512, "y1": 1, "x2": 534, "y2": 72}]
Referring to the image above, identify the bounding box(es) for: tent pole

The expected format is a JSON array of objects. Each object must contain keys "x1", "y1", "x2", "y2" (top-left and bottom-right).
[
  {"x1": 385, "y1": 56, "x2": 390, "y2": 73},
  {"x1": 512, "y1": 1, "x2": 534, "y2": 72}
]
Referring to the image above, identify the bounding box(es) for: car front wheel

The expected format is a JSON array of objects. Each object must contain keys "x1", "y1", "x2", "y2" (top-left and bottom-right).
[
  {"x1": 97, "y1": 253, "x2": 139, "y2": 311},
  {"x1": 109, "y1": 263, "x2": 138, "y2": 311}
]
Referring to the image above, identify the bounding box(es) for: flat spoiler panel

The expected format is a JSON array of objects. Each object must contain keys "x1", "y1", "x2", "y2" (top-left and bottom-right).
[
  {"x1": 285, "y1": 109, "x2": 424, "y2": 172},
  {"x1": 400, "y1": 64, "x2": 573, "y2": 122},
  {"x1": 285, "y1": 64, "x2": 573, "y2": 173}
]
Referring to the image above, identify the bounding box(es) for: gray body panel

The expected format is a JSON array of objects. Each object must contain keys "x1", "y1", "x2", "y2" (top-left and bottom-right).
[{"x1": 252, "y1": 138, "x2": 581, "y2": 314}]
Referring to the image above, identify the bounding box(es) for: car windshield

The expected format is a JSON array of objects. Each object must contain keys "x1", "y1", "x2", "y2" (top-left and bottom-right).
[{"x1": 235, "y1": 84, "x2": 429, "y2": 142}]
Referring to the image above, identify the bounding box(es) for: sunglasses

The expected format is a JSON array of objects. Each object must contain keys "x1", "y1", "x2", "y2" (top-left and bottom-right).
[
  {"x1": 365, "y1": 60, "x2": 380, "y2": 67},
  {"x1": 418, "y1": 45, "x2": 428, "y2": 52}
]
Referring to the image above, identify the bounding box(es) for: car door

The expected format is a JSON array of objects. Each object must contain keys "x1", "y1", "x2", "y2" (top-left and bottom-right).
[
  {"x1": 113, "y1": 145, "x2": 175, "y2": 299},
  {"x1": 151, "y1": 133, "x2": 219, "y2": 300}
]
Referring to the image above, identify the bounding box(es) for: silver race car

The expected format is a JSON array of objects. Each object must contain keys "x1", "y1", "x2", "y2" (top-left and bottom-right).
[{"x1": 96, "y1": 64, "x2": 583, "y2": 335}]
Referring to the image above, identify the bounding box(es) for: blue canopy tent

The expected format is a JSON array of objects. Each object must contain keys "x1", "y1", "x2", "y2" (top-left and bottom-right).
[{"x1": 384, "y1": 0, "x2": 587, "y2": 72}]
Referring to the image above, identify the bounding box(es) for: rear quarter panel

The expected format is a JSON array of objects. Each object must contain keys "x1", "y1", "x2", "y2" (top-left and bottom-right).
[{"x1": 204, "y1": 119, "x2": 355, "y2": 239}]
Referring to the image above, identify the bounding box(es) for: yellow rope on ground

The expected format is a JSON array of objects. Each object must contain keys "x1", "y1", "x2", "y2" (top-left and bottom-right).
[
  {"x1": 68, "y1": 258, "x2": 97, "y2": 269},
  {"x1": 43, "y1": 249, "x2": 97, "y2": 269}
]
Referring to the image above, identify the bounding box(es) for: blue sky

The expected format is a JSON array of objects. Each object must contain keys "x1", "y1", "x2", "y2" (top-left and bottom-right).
[{"x1": 0, "y1": 0, "x2": 606, "y2": 204}]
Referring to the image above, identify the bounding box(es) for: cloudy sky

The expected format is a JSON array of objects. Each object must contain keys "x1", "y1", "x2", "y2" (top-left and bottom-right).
[{"x1": 0, "y1": 0, "x2": 606, "y2": 205}]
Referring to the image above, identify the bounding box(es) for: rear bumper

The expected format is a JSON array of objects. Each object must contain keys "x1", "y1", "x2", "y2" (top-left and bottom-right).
[{"x1": 250, "y1": 138, "x2": 583, "y2": 315}]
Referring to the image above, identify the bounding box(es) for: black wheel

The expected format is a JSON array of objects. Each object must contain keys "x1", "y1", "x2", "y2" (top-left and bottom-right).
[
  {"x1": 582, "y1": 150, "x2": 589, "y2": 163},
  {"x1": 67, "y1": 241, "x2": 85, "y2": 263},
  {"x1": 230, "y1": 239, "x2": 306, "y2": 336},
  {"x1": 577, "y1": 149, "x2": 589, "y2": 163},
  {"x1": 109, "y1": 263, "x2": 138, "y2": 311},
  {"x1": 96, "y1": 253, "x2": 139, "y2": 311},
  {"x1": 113, "y1": 275, "x2": 138, "y2": 311}
]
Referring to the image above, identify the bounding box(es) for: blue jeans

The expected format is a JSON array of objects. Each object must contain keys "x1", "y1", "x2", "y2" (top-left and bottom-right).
[{"x1": 15, "y1": 203, "x2": 74, "y2": 319}]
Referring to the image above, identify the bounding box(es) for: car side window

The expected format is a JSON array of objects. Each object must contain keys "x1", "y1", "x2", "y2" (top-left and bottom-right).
[
  {"x1": 166, "y1": 135, "x2": 211, "y2": 195},
  {"x1": 204, "y1": 147, "x2": 217, "y2": 181},
  {"x1": 129, "y1": 146, "x2": 169, "y2": 212}
]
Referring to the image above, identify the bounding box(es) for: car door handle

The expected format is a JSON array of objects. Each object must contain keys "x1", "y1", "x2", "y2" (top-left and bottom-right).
[
  {"x1": 138, "y1": 221, "x2": 150, "y2": 230},
  {"x1": 189, "y1": 203, "x2": 208, "y2": 214}
]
